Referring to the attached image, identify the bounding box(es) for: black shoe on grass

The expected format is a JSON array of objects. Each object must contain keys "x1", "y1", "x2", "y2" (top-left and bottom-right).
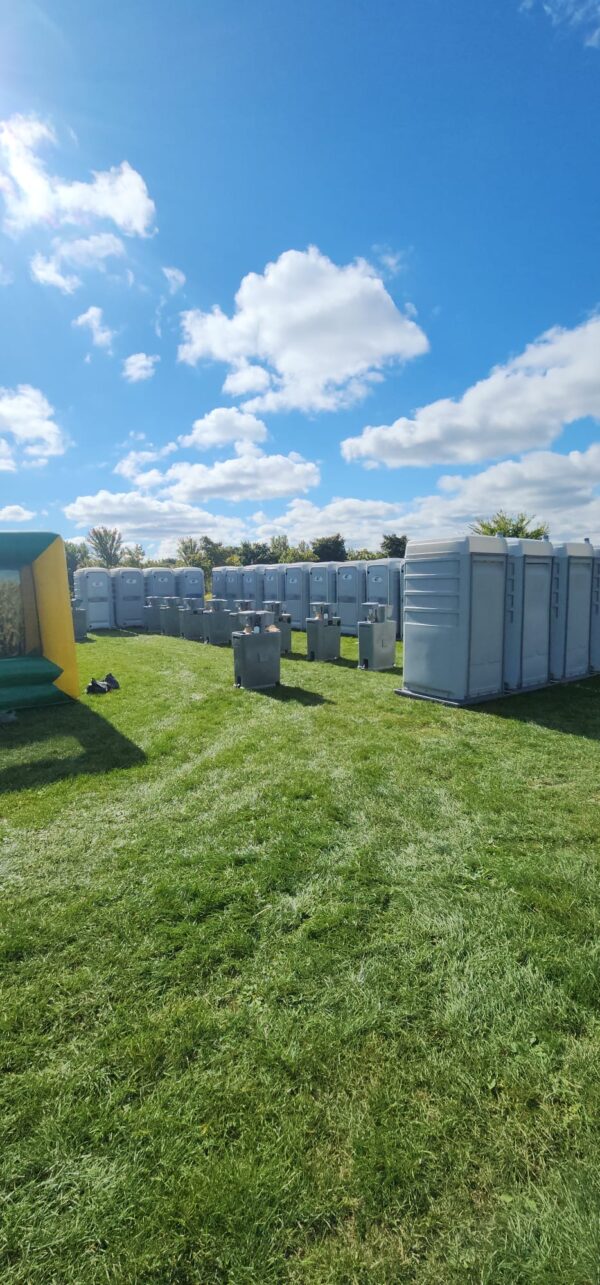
[
  {"x1": 104, "y1": 673, "x2": 120, "y2": 690},
  {"x1": 86, "y1": 678, "x2": 109, "y2": 695}
]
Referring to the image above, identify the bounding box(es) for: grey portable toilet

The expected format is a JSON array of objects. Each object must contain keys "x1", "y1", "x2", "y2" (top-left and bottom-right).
[
  {"x1": 549, "y1": 540, "x2": 594, "y2": 682},
  {"x1": 111, "y1": 567, "x2": 145, "y2": 627},
  {"x1": 205, "y1": 599, "x2": 237, "y2": 646},
  {"x1": 211, "y1": 566, "x2": 228, "y2": 601},
  {"x1": 358, "y1": 602, "x2": 397, "y2": 671},
  {"x1": 179, "y1": 603, "x2": 206, "y2": 641},
  {"x1": 71, "y1": 599, "x2": 87, "y2": 641},
  {"x1": 336, "y1": 562, "x2": 368, "y2": 635},
  {"x1": 232, "y1": 615, "x2": 281, "y2": 689},
  {"x1": 503, "y1": 538, "x2": 554, "y2": 691},
  {"x1": 590, "y1": 546, "x2": 600, "y2": 674},
  {"x1": 309, "y1": 563, "x2": 339, "y2": 605},
  {"x1": 263, "y1": 565, "x2": 287, "y2": 602},
  {"x1": 143, "y1": 596, "x2": 166, "y2": 633},
  {"x1": 366, "y1": 559, "x2": 404, "y2": 639},
  {"x1": 73, "y1": 568, "x2": 114, "y2": 630},
  {"x1": 242, "y1": 565, "x2": 265, "y2": 608},
  {"x1": 263, "y1": 601, "x2": 292, "y2": 654},
  {"x1": 176, "y1": 567, "x2": 205, "y2": 601},
  {"x1": 144, "y1": 567, "x2": 176, "y2": 599},
  {"x1": 400, "y1": 535, "x2": 508, "y2": 705},
  {"x1": 306, "y1": 603, "x2": 341, "y2": 661},
  {"x1": 284, "y1": 564, "x2": 312, "y2": 629},
  {"x1": 159, "y1": 597, "x2": 183, "y2": 637},
  {"x1": 225, "y1": 566, "x2": 244, "y2": 608}
]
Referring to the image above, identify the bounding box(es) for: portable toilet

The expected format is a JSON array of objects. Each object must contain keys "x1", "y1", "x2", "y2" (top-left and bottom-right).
[
  {"x1": 144, "y1": 567, "x2": 176, "y2": 599},
  {"x1": 74, "y1": 567, "x2": 114, "y2": 630},
  {"x1": 111, "y1": 567, "x2": 145, "y2": 627},
  {"x1": 284, "y1": 564, "x2": 312, "y2": 629},
  {"x1": 242, "y1": 565, "x2": 265, "y2": 608},
  {"x1": 590, "y1": 546, "x2": 600, "y2": 674},
  {"x1": 211, "y1": 566, "x2": 228, "y2": 601},
  {"x1": 263, "y1": 565, "x2": 287, "y2": 602},
  {"x1": 225, "y1": 566, "x2": 244, "y2": 608},
  {"x1": 310, "y1": 563, "x2": 338, "y2": 605},
  {"x1": 358, "y1": 603, "x2": 397, "y2": 671},
  {"x1": 176, "y1": 567, "x2": 205, "y2": 601},
  {"x1": 503, "y1": 538, "x2": 554, "y2": 692},
  {"x1": 366, "y1": 559, "x2": 404, "y2": 638},
  {"x1": 205, "y1": 599, "x2": 237, "y2": 646},
  {"x1": 71, "y1": 599, "x2": 87, "y2": 642},
  {"x1": 549, "y1": 541, "x2": 594, "y2": 682},
  {"x1": 232, "y1": 615, "x2": 281, "y2": 689},
  {"x1": 179, "y1": 603, "x2": 206, "y2": 641},
  {"x1": 159, "y1": 597, "x2": 183, "y2": 637},
  {"x1": 263, "y1": 601, "x2": 292, "y2": 655},
  {"x1": 143, "y1": 596, "x2": 165, "y2": 633},
  {"x1": 400, "y1": 535, "x2": 508, "y2": 705},
  {"x1": 306, "y1": 603, "x2": 341, "y2": 661},
  {"x1": 336, "y1": 562, "x2": 368, "y2": 635}
]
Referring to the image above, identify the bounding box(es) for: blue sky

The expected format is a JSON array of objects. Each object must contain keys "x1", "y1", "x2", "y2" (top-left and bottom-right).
[{"x1": 0, "y1": 0, "x2": 599, "y2": 553}]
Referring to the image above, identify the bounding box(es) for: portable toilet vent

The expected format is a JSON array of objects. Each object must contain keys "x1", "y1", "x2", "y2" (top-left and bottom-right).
[
  {"x1": 242, "y1": 566, "x2": 265, "y2": 608},
  {"x1": 205, "y1": 599, "x2": 237, "y2": 646},
  {"x1": 111, "y1": 567, "x2": 145, "y2": 627},
  {"x1": 549, "y1": 541, "x2": 593, "y2": 682},
  {"x1": 232, "y1": 614, "x2": 281, "y2": 689},
  {"x1": 263, "y1": 601, "x2": 292, "y2": 654},
  {"x1": 309, "y1": 563, "x2": 339, "y2": 605},
  {"x1": 179, "y1": 603, "x2": 206, "y2": 641},
  {"x1": 366, "y1": 559, "x2": 404, "y2": 639},
  {"x1": 306, "y1": 602, "x2": 341, "y2": 661},
  {"x1": 144, "y1": 567, "x2": 176, "y2": 599},
  {"x1": 358, "y1": 602, "x2": 397, "y2": 671},
  {"x1": 336, "y1": 563, "x2": 368, "y2": 635},
  {"x1": 143, "y1": 596, "x2": 166, "y2": 633},
  {"x1": 503, "y1": 538, "x2": 554, "y2": 691},
  {"x1": 71, "y1": 599, "x2": 88, "y2": 641},
  {"x1": 285, "y1": 564, "x2": 312, "y2": 629},
  {"x1": 224, "y1": 566, "x2": 243, "y2": 607},
  {"x1": 73, "y1": 568, "x2": 114, "y2": 630},
  {"x1": 399, "y1": 535, "x2": 508, "y2": 705},
  {"x1": 176, "y1": 567, "x2": 205, "y2": 602},
  {"x1": 160, "y1": 597, "x2": 183, "y2": 637},
  {"x1": 591, "y1": 546, "x2": 600, "y2": 674},
  {"x1": 263, "y1": 565, "x2": 287, "y2": 602}
]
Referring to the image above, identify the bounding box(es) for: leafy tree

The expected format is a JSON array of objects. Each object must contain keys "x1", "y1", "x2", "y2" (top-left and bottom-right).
[
  {"x1": 380, "y1": 533, "x2": 407, "y2": 558},
  {"x1": 176, "y1": 537, "x2": 204, "y2": 566},
  {"x1": 470, "y1": 511, "x2": 549, "y2": 539},
  {"x1": 64, "y1": 540, "x2": 89, "y2": 591},
  {"x1": 311, "y1": 533, "x2": 347, "y2": 563},
  {"x1": 87, "y1": 526, "x2": 124, "y2": 567},
  {"x1": 268, "y1": 535, "x2": 289, "y2": 563},
  {"x1": 286, "y1": 541, "x2": 314, "y2": 563},
  {"x1": 239, "y1": 541, "x2": 271, "y2": 565},
  {"x1": 121, "y1": 543, "x2": 145, "y2": 567},
  {"x1": 351, "y1": 548, "x2": 380, "y2": 561}
]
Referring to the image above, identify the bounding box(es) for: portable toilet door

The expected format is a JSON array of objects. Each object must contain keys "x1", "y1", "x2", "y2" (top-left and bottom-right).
[
  {"x1": 309, "y1": 563, "x2": 338, "y2": 605},
  {"x1": 591, "y1": 546, "x2": 600, "y2": 674},
  {"x1": 336, "y1": 563, "x2": 367, "y2": 635},
  {"x1": 111, "y1": 568, "x2": 145, "y2": 627},
  {"x1": 144, "y1": 567, "x2": 176, "y2": 599},
  {"x1": 549, "y1": 541, "x2": 594, "y2": 682},
  {"x1": 242, "y1": 566, "x2": 265, "y2": 608},
  {"x1": 366, "y1": 560, "x2": 403, "y2": 638},
  {"x1": 224, "y1": 566, "x2": 243, "y2": 607},
  {"x1": 74, "y1": 568, "x2": 114, "y2": 630},
  {"x1": 284, "y1": 564, "x2": 311, "y2": 629},
  {"x1": 401, "y1": 536, "x2": 508, "y2": 705},
  {"x1": 211, "y1": 566, "x2": 228, "y2": 601},
  {"x1": 176, "y1": 567, "x2": 205, "y2": 600},
  {"x1": 263, "y1": 565, "x2": 286, "y2": 602},
  {"x1": 503, "y1": 539, "x2": 554, "y2": 691}
]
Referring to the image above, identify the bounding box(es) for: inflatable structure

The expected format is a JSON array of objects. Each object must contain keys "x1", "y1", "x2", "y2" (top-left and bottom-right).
[{"x1": 0, "y1": 532, "x2": 79, "y2": 711}]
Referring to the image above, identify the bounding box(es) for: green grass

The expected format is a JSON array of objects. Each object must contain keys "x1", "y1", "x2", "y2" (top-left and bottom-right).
[{"x1": 2, "y1": 630, "x2": 600, "y2": 1283}]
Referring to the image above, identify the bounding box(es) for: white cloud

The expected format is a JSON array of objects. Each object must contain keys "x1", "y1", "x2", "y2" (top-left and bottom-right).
[
  {"x1": 31, "y1": 231, "x2": 126, "y2": 292},
  {"x1": 0, "y1": 384, "x2": 67, "y2": 469},
  {"x1": 0, "y1": 113, "x2": 155, "y2": 236},
  {"x1": 177, "y1": 245, "x2": 429, "y2": 413},
  {"x1": 0, "y1": 504, "x2": 35, "y2": 522},
  {"x1": 162, "y1": 265, "x2": 185, "y2": 294},
  {"x1": 122, "y1": 352, "x2": 160, "y2": 383},
  {"x1": 114, "y1": 442, "x2": 177, "y2": 481},
  {"x1": 161, "y1": 451, "x2": 319, "y2": 503},
  {"x1": 73, "y1": 305, "x2": 115, "y2": 351},
  {"x1": 178, "y1": 406, "x2": 268, "y2": 451},
  {"x1": 30, "y1": 252, "x2": 80, "y2": 294},
  {"x1": 254, "y1": 497, "x2": 412, "y2": 549},
  {"x1": 342, "y1": 315, "x2": 600, "y2": 468},
  {"x1": 522, "y1": 0, "x2": 600, "y2": 46},
  {"x1": 64, "y1": 489, "x2": 249, "y2": 545}
]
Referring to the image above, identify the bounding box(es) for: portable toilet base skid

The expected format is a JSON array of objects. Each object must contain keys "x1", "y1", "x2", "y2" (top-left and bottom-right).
[
  {"x1": 306, "y1": 604, "x2": 341, "y2": 661},
  {"x1": 232, "y1": 616, "x2": 281, "y2": 689}
]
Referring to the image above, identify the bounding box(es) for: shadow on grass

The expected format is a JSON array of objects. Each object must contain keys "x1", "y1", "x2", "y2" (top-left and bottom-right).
[
  {"x1": 0, "y1": 701, "x2": 146, "y2": 792},
  {"x1": 286, "y1": 652, "x2": 359, "y2": 671},
  {"x1": 468, "y1": 676, "x2": 600, "y2": 741},
  {"x1": 254, "y1": 684, "x2": 334, "y2": 706}
]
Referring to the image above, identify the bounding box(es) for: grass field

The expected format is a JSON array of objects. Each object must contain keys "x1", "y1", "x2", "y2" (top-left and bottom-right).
[{"x1": 2, "y1": 630, "x2": 600, "y2": 1283}]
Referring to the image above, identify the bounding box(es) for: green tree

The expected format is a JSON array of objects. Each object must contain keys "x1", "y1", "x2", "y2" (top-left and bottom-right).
[
  {"x1": 64, "y1": 540, "x2": 89, "y2": 591},
  {"x1": 176, "y1": 537, "x2": 204, "y2": 566},
  {"x1": 239, "y1": 541, "x2": 271, "y2": 565},
  {"x1": 351, "y1": 548, "x2": 379, "y2": 561},
  {"x1": 268, "y1": 535, "x2": 289, "y2": 563},
  {"x1": 121, "y1": 543, "x2": 145, "y2": 567},
  {"x1": 380, "y1": 533, "x2": 407, "y2": 558},
  {"x1": 470, "y1": 511, "x2": 549, "y2": 539},
  {"x1": 311, "y1": 533, "x2": 347, "y2": 562},
  {"x1": 87, "y1": 526, "x2": 124, "y2": 567}
]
